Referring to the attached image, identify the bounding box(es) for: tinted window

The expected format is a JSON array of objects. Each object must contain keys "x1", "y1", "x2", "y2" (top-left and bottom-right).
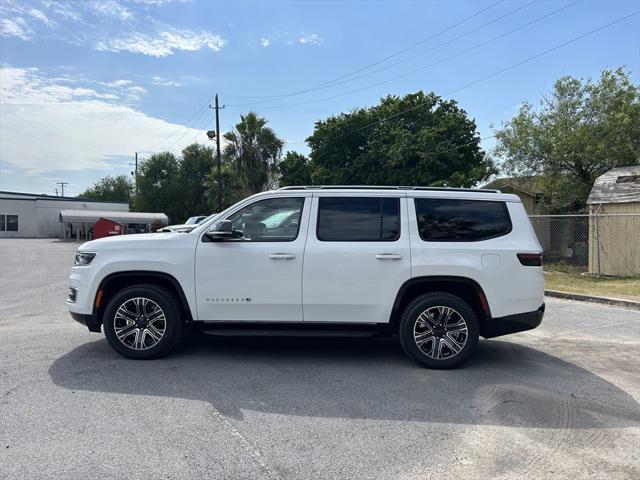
[
  {"x1": 226, "y1": 197, "x2": 304, "y2": 242},
  {"x1": 317, "y1": 197, "x2": 400, "y2": 241},
  {"x1": 415, "y1": 198, "x2": 511, "y2": 241},
  {"x1": 6, "y1": 215, "x2": 18, "y2": 232},
  {"x1": 0, "y1": 215, "x2": 4, "y2": 231}
]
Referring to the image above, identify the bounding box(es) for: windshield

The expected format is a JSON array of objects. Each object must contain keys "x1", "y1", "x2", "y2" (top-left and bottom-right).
[{"x1": 185, "y1": 216, "x2": 205, "y2": 225}]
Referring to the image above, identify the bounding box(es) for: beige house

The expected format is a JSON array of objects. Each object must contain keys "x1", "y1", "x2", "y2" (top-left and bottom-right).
[
  {"x1": 482, "y1": 177, "x2": 542, "y2": 215},
  {"x1": 587, "y1": 166, "x2": 640, "y2": 276}
]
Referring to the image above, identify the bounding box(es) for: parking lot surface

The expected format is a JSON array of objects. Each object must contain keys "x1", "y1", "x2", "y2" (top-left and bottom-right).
[{"x1": 1, "y1": 239, "x2": 639, "y2": 479}]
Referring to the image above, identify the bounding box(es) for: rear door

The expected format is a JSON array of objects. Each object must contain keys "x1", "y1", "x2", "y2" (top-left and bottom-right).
[{"x1": 302, "y1": 193, "x2": 411, "y2": 324}]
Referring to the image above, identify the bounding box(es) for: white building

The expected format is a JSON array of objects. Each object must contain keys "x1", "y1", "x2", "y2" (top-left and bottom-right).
[{"x1": 0, "y1": 191, "x2": 129, "y2": 238}]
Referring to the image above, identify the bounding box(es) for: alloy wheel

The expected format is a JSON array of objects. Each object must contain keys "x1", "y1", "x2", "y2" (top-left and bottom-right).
[
  {"x1": 413, "y1": 306, "x2": 468, "y2": 360},
  {"x1": 113, "y1": 297, "x2": 167, "y2": 351}
]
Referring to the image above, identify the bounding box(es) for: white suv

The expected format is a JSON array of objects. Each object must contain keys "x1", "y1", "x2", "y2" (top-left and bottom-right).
[{"x1": 67, "y1": 186, "x2": 544, "y2": 368}]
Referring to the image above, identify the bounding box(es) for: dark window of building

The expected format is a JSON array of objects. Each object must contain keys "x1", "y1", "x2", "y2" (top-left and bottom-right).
[
  {"x1": 0, "y1": 215, "x2": 5, "y2": 231},
  {"x1": 414, "y1": 198, "x2": 511, "y2": 241},
  {"x1": 6, "y1": 215, "x2": 18, "y2": 232},
  {"x1": 317, "y1": 197, "x2": 400, "y2": 241}
]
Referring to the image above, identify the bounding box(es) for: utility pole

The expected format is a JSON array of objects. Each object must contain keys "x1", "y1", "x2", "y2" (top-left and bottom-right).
[
  {"x1": 134, "y1": 152, "x2": 138, "y2": 198},
  {"x1": 57, "y1": 182, "x2": 68, "y2": 197},
  {"x1": 208, "y1": 94, "x2": 224, "y2": 212}
]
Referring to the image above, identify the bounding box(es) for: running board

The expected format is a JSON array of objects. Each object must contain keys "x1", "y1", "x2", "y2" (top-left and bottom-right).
[
  {"x1": 193, "y1": 321, "x2": 392, "y2": 337},
  {"x1": 201, "y1": 329, "x2": 385, "y2": 338}
]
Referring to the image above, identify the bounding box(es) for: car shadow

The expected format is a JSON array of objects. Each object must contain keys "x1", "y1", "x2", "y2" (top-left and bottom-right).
[{"x1": 49, "y1": 334, "x2": 640, "y2": 429}]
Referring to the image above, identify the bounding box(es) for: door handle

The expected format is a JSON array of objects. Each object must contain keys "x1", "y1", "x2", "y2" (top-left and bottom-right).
[
  {"x1": 376, "y1": 253, "x2": 403, "y2": 260},
  {"x1": 269, "y1": 253, "x2": 296, "y2": 260}
]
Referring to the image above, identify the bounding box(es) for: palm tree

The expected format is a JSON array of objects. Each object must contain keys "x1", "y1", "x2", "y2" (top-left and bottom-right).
[{"x1": 223, "y1": 112, "x2": 284, "y2": 197}]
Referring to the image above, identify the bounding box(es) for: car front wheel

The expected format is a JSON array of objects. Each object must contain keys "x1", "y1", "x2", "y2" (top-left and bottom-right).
[
  {"x1": 103, "y1": 285, "x2": 183, "y2": 359},
  {"x1": 399, "y1": 292, "x2": 479, "y2": 369}
]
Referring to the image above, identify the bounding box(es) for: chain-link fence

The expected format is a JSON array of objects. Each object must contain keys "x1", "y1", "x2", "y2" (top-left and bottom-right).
[{"x1": 529, "y1": 214, "x2": 640, "y2": 278}]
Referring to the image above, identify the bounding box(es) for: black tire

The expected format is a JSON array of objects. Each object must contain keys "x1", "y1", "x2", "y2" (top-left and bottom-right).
[
  {"x1": 103, "y1": 284, "x2": 184, "y2": 359},
  {"x1": 399, "y1": 292, "x2": 479, "y2": 369}
]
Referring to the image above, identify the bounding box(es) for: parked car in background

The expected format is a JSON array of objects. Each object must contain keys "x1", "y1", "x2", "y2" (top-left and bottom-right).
[
  {"x1": 66, "y1": 186, "x2": 544, "y2": 368},
  {"x1": 157, "y1": 215, "x2": 211, "y2": 233}
]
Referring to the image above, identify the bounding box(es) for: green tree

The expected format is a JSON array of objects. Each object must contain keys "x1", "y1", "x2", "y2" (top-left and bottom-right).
[
  {"x1": 494, "y1": 67, "x2": 640, "y2": 213},
  {"x1": 79, "y1": 174, "x2": 133, "y2": 203},
  {"x1": 278, "y1": 151, "x2": 312, "y2": 186},
  {"x1": 134, "y1": 151, "x2": 180, "y2": 222},
  {"x1": 306, "y1": 91, "x2": 495, "y2": 187},
  {"x1": 178, "y1": 143, "x2": 214, "y2": 216},
  {"x1": 223, "y1": 112, "x2": 285, "y2": 197}
]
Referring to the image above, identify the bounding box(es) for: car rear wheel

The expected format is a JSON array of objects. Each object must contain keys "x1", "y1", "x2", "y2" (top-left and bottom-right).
[
  {"x1": 103, "y1": 285, "x2": 183, "y2": 359},
  {"x1": 399, "y1": 292, "x2": 479, "y2": 369}
]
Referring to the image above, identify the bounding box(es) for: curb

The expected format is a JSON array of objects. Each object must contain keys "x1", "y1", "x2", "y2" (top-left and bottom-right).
[{"x1": 545, "y1": 290, "x2": 640, "y2": 310}]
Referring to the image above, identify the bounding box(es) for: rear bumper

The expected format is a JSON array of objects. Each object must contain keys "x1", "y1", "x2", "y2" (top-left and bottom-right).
[
  {"x1": 69, "y1": 311, "x2": 102, "y2": 333},
  {"x1": 481, "y1": 303, "x2": 544, "y2": 339}
]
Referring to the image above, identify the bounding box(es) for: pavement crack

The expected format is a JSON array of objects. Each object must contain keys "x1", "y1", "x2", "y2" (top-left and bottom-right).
[{"x1": 208, "y1": 406, "x2": 282, "y2": 480}]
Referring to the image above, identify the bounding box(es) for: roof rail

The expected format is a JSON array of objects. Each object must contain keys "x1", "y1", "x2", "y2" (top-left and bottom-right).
[{"x1": 278, "y1": 185, "x2": 501, "y2": 193}]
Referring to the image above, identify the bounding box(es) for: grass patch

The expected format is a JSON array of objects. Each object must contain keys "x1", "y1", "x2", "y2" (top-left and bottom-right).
[{"x1": 544, "y1": 270, "x2": 640, "y2": 301}]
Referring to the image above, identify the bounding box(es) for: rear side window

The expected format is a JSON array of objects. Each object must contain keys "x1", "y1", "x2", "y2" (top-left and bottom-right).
[
  {"x1": 414, "y1": 198, "x2": 511, "y2": 241},
  {"x1": 317, "y1": 197, "x2": 400, "y2": 241}
]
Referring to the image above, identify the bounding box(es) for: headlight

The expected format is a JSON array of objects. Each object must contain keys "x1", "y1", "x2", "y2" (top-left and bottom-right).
[{"x1": 74, "y1": 252, "x2": 96, "y2": 266}]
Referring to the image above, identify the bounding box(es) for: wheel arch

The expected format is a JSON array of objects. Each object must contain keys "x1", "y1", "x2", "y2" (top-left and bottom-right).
[
  {"x1": 94, "y1": 271, "x2": 193, "y2": 324},
  {"x1": 389, "y1": 276, "x2": 491, "y2": 334}
]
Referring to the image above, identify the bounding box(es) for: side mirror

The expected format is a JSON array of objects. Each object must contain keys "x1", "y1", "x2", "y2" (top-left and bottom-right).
[{"x1": 206, "y1": 220, "x2": 233, "y2": 240}]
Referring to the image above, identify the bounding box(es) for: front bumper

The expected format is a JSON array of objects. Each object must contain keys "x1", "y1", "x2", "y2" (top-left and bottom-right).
[
  {"x1": 69, "y1": 311, "x2": 102, "y2": 333},
  {"x1": 481, "y1": 303, "x2": 545, "y2": 339}
]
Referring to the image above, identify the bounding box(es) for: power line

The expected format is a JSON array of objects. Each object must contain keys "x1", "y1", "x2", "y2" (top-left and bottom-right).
[
  {"x1": 157, "y1": 96, "x2": 213, "y2": 150},
  {"x1": 228, "y1": 0, "x2": 542, "y2": 107},
  {"x1": 229, "y1": 0, "x2": 581, "y2": 111},
  {"x1": 225, "y1": 0, "x2": 507, "y2": 106},
  {"x1": 348, "y1": 10, "x2": 640, "y2": 136},
  {"x1": 166, "y1": 101, "x2": 211, "y2": 151}
]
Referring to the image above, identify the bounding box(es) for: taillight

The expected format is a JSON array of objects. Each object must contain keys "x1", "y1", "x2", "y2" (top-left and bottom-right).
[{"x1": 517, "y1": 253, "x2": 543, "y2": 267}]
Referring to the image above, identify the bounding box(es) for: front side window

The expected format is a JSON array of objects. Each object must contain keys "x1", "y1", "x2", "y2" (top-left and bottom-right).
[
  {"x1": 415, "y1": 198, "x2": 511, "y2": 241},
  {"x1": 226, "y1": 197, "x2": 304, "y2": 242},
  {"x1": 0, "y1": 215, "x2": 5, "y2": 231},
  {"x1": 317, "y1": 197, "x2": 400, "y2": 242},
  {"x1": 6, "y1": 215, "x2": 18, "y2": 232}
]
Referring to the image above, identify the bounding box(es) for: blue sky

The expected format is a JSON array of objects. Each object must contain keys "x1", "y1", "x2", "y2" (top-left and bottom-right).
[{"x1": 1, "y1": 0, "x2": 638, "y2": 197}]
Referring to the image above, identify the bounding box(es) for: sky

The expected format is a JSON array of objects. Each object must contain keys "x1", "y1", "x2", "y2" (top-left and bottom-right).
[{"x1": 0, "y1": 0, "x2": 639, "y2": 197}]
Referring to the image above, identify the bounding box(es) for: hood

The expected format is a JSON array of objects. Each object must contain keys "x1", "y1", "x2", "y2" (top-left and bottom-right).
[{"x1": 78, "y1": 231, "x2": 186, "y2": 252}]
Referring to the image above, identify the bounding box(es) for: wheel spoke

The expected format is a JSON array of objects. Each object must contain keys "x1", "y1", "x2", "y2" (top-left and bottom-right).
[
  {"x1": 146, "y1": 325, "x2": 163, "y2": 343},
  {"x1": 442, "y1": 334, "x2": 464, "y2": 355},
  {"x1": 116, "y1": 324, "x2": 137, "y2": 341}
]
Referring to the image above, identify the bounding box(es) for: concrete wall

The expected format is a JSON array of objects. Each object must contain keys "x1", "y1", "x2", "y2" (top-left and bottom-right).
[
  {"x1": 0, "y1": 199, "x2": 37, "y2": 238},
  {"x1": 588, "y1": 203, "x2": 640, "y2": 277}
]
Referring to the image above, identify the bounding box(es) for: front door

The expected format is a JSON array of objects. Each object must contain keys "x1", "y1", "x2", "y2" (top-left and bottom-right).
[{"x1": 195, "y1": 195, "x2": 310, "y2": 322}]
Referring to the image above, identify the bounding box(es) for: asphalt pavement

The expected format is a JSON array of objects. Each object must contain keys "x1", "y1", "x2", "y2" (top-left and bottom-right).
[{"x1": 1, "y1": 239, "x2": 639, "y2": 480}]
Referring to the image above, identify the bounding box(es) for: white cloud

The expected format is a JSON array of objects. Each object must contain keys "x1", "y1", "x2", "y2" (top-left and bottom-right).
[
  {"x1": 260, "y1": 37, "x2": 272, "y2": 48},
  {"x1": 133, "y1": 0, "x2": 185, "y2": 4},
  {"x1": 151, "y1": 76, "x2": 181, "y2": 87},
  {"x1": 28, "y1": 8, "x2": 57, "y2": 28},
  {"x1": 95, "y1": 27, "x2": 226, "y2": 57},
  {"x1": 89, "y1": 1, "x2": 133, "y2": 21},
  {"x1": 299, "y1": 33, "x2": 324, "y2": 46},
  {"x1": 100, "y1": 79, "x2": 133, "y2": 88},
  {"x1": 0, "y1": 67, "x2": 203, "y2": 174},
  {"x1": 47, "y1": 2, "x2": 82, "y2": 22},
  {"x1": 0, "y1": 17, "x2": 31, "y2": 40}
]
